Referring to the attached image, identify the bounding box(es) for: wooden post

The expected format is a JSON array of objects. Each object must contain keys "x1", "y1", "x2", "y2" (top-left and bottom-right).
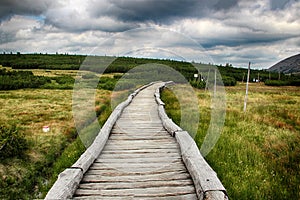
[
  {"x1": 243, "y1": 62, "x2": 251, "y2": 112},
  {"x1": 214, "y1": 69, "x2": 217, "y2": 96},
  {"x1": 205, "y1": 69, "x2": 210, "y2": 92}
]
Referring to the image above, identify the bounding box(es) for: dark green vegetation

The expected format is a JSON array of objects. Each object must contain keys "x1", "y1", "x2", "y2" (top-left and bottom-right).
[
  {"x1": 0, "y1": 125, "x2": 28, "y2": 159},
  {"x1": 161, "y1": 83, "x2": 300, "y2": 199},
  {"x1": 1, "y1": 53, "x2": 299, "y2": 88},
  {"x1": 0, "y1": 68, "x2": 51, "y2": 90},
  {"x1": 0, "y1": 53, "x2": 85, "y2": 70}
]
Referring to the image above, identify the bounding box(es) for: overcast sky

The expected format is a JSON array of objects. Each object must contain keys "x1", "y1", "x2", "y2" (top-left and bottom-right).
[{"x1": 0, "y1": 0, "x2": 299, "y2": 68}]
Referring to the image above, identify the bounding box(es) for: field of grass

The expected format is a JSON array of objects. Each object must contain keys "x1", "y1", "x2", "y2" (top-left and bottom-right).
[
  {"x1": 161, "y1": 82, "x2": 300, "y2": 199},
  {"x1": 0, "y1": 68, "x2": 118, "y2": 198}
]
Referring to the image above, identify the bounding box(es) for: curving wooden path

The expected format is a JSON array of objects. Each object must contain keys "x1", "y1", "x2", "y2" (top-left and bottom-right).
[{"x1": 46, "y1": 82, "x2": 227, "y2": 200}]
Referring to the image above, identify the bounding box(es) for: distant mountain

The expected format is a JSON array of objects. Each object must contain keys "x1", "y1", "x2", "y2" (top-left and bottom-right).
[{"x1": 268, "y1": 53, "x2": 300, "y2": 74}]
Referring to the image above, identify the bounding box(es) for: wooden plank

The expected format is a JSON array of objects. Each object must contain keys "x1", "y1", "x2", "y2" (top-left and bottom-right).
[
  {"x1": 107, "y1": 136, "x2": 173, "y2": 140},
  {"x1": 74, "y1": 186, "x2": 196, "y2": 197},
  {"x1": 74, "y1": 193, "x2": 197, "y2": 200},
  {"x1": 101, "y1": 148, "x2": 180, "y2": 154},
  {"x1": 98, "y1": 152, "x2": 181, "y2": 159},
  {"x1": 85, "y1": 169, "x2": 189, "y2": 176},
  {"x1": 90, "y1": 160, "x2": 185, "y2": 168},
  {"x1": 81, "y1": 173, "x2": 193, "y2": 183},
  {"x1": 95, "y1": 157, "x2": 182, "y2": 163},
  {"x1": 78, "y1": 179, "x2": 193, "y2": 190},
  {"x1": 88, "y1": 163, "x2": 187, "y2": 172}
]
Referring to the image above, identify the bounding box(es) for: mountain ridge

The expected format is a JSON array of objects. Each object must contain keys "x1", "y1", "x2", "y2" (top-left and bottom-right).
[{"x1": 268, "y1": 53, "x2": 300, "y2": 74}]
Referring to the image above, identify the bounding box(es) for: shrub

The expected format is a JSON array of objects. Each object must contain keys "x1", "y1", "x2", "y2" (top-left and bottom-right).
[
  {"x1": 0, "y1": 125, "x2": 28, "y2": 159},
  {"x1": 265, "y1": 80, "x2": 290, "y2": 86},
  {"x1": 190, "y1": 80, "x2": 206, "y2": 89},
  {"x1": 222, "y1": 76, "x2": 237, "y2": 86}
]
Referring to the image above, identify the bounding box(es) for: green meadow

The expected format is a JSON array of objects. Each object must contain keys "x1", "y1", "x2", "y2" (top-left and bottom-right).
[{"x1": 162, "y1": 82, "x2": 300, "y2": 199}]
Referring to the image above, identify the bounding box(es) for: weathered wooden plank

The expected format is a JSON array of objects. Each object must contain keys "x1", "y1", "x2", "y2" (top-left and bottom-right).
[
  {"x1": 95, "y1": 157, "x2": 182, "y2": 163},
  {"x1": 90, "y1": 160, "x2": 185, "y2": 168},
  {"x1": 81, "y1": 173, "x2": 192, "y2": 183},
  {"x1": 85, "y1": 169, "x2": 189, "y2": 176},
  {"x1": 98, "y1": 152, "x2": 181, "y2": 159},
  {"x1": 74, "y1": 193, "x2": 197, "y2": 200},
  {"x1": 101, "y1": 148, "x2": 180, "y2": 154},
  {"x1": 88, "y1": 162, "x2": 188, "y2": 172},
  {"x1": 74, "y1": 186, "x2": 196, "y2": 197},
  {"x1": 78, "y1": 179, "x2": 193, "y2": 190},
  {"x1": 108, "y1": 135, "x2": 173, "y2": 140}
]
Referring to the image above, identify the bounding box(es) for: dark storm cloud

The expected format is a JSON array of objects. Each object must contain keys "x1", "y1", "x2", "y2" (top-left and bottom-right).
[
  {"x1": 270, "y1": 0, "x2": 299, "y2": 10},
  {"x1": 0, "y1": 0, "x2": 52, "y2": 21},
  {"x1": 213, "y1": 0, "x2": 238, "y2": 10},
  {"x1": 88, "y1": 0, "x2": 238, "y2": 23},
  {"x1": 201, "y1": 33, "x2": 296, "y2": 49}
]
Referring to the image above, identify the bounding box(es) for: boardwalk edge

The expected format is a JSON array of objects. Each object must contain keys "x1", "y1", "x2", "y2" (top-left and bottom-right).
[{"x1": 157, "y1": 82, "x2": 228, "y2": 200}]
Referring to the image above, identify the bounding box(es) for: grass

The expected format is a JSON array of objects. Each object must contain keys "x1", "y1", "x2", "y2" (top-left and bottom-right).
[
  {"x1": 161, "y1": 82, "x2": 300, "y2": 199},
  {"x1": 0, "y1": 83, "x2": 117, "y2": 198}
]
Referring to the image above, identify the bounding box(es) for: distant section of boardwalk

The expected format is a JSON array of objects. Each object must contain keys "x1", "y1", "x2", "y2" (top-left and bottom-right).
[{"x1": 46, "y1": 82, "x2": 227, "y2": 200}]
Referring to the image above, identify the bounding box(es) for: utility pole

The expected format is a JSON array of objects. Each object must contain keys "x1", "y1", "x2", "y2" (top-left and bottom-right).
[{"x1": 244, "y1": 62, "x2": 251, "y2": 112}]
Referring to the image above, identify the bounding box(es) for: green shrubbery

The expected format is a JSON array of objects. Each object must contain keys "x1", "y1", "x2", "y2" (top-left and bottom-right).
[
  {"x1": 0, "y1": 54, "x2": 85, "y2": 70},
  {"x1": 0, "y1": 68, "x2": 77, "y2": 90},
  {"x1": 222, "y1": 75, "x2": 237, "y2": 86},
  {"x1": 190, "y1": 80, "x2": 206, "y2": 89},
  {"x1": 0, "y1": 68, "x2": 51, "y2": 90},
  {"x1": 0, "y1": 125, "x2": 28, "y2": 159},
  {"x1": 265, "y1": 79, "x2": 300, "y2": 86}
]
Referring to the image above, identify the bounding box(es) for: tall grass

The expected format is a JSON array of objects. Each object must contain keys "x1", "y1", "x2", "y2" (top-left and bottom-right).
[
  {"x1": 0, "y1": 88, "x2": 114, "y2": 199},
  {"x1": 161, "y1": 83, "x2": 300, "y2": 199}
]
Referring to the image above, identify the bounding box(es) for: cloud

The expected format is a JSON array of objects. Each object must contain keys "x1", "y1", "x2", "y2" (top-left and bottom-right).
[
  {"x1": 0, "y1": 0, "x2": 53, "y2": 21},
  {"x1": 0, "y1": 0, "x2": 299, "y2": 69},
  {"x1": 87, "y1": 0, "x2": 239, "y2": 24}
]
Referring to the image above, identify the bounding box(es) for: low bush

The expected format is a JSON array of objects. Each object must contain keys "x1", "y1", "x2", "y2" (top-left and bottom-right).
[{"x1": 0, "y1": 125, "x2": 28, "y2": 159}]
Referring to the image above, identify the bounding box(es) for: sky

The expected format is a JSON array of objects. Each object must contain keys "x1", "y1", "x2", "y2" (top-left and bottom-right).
[{"x1": 0, "y1": 0, "x2": 299, "y2": 69}]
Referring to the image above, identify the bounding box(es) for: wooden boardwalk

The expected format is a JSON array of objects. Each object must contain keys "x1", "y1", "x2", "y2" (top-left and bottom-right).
[
  {"x1": 74, "y1": 83, "x2": 197, "y2": 199},
  {"x1": 46, "y1": 82, "x2": 227, "y2": 200}
]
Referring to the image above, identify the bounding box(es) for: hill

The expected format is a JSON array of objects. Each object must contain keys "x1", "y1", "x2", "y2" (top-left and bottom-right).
[{"x1": 268, "y1": 53, "x2": 300, "y2": 74}]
